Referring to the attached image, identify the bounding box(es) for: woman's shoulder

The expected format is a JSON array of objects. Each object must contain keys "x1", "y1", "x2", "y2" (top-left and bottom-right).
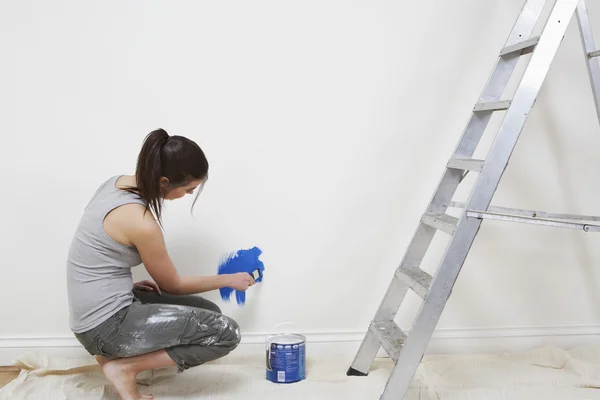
[
  {"x1": 103, "y1": 202, "x2": 159, "y2": 246},
  {"x1": 106, "y1": 202, "x2": 152, "y2": 226}
]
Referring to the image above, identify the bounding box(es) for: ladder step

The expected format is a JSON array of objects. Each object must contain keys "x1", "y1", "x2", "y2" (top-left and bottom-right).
[
  {"x1": 499, "y1": 36, "x2": 541, "y2": 56},
  {"x1": 370, "y1": 321, "x2": 406, "y2": 362},
  {"x1": 447, "y1": 158, "x2": 484, "y2": 172},
  {"x1": 473, "y1": 100, "x2": 511, "y2": 112},
  {"x1": 589, "y1": 50, "x2": 600, "y2": 58},
  {"x1": 421, "y1": 213, "x2": 458, "y2": 235},
  {"x1": 396, "y1": 266, "x2": 432, "y2": 299}
]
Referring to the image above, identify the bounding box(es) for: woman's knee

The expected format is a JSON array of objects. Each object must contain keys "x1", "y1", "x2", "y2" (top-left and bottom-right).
[
  {"x1": 221, "y1": 315, "x2": 241, "y2": 348},
  {"x1": 167, "y1": 317, "x2": 241, "y2": 371}
]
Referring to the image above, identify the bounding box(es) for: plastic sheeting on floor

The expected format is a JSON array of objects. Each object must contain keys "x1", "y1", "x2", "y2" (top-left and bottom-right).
[{"x1": 2, "y1": 344, "x2": 600, "y2": 399}]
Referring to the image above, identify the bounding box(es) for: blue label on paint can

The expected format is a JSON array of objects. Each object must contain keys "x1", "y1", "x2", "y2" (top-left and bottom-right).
[{"x1": 266, "y1": 336, "x2": 306, "y2": 384}]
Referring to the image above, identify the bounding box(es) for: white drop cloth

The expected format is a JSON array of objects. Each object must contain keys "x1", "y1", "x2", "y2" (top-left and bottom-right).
[{"x1": 2, "y1": 344, "x2": 600, "y2": 399}]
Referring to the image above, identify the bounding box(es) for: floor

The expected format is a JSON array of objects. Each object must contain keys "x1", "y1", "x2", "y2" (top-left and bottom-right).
[
  {"x1": 3, "y1": 344, "x2": 600, "y2": 399},
  {"x1": 0, "y1": 368, "x2": 18, "y2": 390}
]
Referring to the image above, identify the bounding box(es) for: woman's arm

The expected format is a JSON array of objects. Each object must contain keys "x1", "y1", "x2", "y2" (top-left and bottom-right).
[{"x1": 124, "y1": 204, "x2": 254, "y2": 295}]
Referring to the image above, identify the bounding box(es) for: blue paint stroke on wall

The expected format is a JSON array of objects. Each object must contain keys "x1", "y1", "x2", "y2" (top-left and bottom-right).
[{"x1": 217, "y1": 246, "x2": 264, "y2": 305}]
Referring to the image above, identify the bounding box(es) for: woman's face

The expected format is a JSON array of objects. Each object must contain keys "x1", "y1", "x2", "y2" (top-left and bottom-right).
[{"x1": 162, "y1": 178, "x2": 205, "y2": 200}]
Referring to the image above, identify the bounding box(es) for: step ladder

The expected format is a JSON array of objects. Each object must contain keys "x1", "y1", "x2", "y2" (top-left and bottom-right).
[{"x1": 346, "y1": 0, "x2": 600, "y2": 398}]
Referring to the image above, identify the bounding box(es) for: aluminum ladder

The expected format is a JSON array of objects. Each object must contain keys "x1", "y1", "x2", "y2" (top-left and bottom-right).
[{"x1": 347, "y1": 0, "x2": 600, "y2": 398}]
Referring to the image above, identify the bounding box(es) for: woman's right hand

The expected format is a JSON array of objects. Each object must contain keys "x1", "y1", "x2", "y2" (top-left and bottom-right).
[{"x1": 227, "y1": 272, "x2": 255, "y2": 291}]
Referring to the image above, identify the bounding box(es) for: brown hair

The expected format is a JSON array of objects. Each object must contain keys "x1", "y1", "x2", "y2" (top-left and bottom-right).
[{"x1": 126, "y1": 129, "x2": 209, "y2": 222}]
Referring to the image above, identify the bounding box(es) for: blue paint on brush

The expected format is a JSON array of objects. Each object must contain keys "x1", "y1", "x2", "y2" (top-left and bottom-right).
[{"x1": 217, "y1": 246, "x2": 264, "y2": 305}]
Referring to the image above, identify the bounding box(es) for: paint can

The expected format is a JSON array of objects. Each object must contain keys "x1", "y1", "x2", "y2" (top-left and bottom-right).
[{"x1": 265, "y1": 323, "x2": 306, "y2": 384}]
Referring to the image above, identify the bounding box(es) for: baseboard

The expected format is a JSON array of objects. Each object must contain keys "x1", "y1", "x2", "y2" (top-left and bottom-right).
[{"x1": 2, "y1": 324, "x2": 600, "y2": 366}]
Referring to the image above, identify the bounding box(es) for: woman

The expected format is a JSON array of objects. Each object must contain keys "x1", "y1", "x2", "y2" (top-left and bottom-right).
[{"x1": 66, "y1": 129, "x2": 254, "y2": 400}]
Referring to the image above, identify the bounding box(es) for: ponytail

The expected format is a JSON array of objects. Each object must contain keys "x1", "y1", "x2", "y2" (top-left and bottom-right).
[
  {"x1": 135, "y1": 129, "x2": 169, "y2": 221},
  {"x1": 125, "y1": 128, "x2": 209, "y2": 223}
]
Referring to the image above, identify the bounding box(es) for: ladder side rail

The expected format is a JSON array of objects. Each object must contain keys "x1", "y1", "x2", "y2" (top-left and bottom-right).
[{"x1": 576, "y1": 0, "x2": 600, "y2": 123}]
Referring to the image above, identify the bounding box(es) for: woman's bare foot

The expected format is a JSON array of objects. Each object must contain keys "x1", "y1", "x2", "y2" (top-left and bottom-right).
[
  {"x1": 102, "y1": 360, "x2": 153, "y2": 400},
  {"x1": 97, "y1": 350, "x2": 175, "y2": 400}
]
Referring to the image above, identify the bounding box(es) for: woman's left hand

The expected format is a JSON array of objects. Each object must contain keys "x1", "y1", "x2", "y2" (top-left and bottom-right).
[{"x1": 134, "y1": 280, "x2": 162, "y2": 295}]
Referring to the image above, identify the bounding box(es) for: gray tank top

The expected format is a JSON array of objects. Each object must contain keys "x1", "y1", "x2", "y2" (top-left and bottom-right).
[{"x1": 67, "y1": 175, "x2": 147, "y2": 333}]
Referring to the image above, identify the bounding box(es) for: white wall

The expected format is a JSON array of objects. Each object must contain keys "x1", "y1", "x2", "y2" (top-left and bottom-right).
[{"x1": 2, "y1": 0, "x2": 600, "y2": 358}]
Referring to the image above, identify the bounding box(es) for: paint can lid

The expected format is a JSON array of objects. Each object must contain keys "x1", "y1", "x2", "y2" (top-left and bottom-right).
[{"x1": 266, "y1": 333, "x2": 306, "y2": 345}]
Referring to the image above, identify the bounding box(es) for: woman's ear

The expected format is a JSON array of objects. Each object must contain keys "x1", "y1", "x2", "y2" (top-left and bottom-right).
[{"x1": 159, "y1": 177, "x2": 170, "y2": 187}]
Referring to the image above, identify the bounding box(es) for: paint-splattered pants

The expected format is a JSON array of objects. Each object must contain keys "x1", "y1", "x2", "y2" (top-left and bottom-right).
[{"x1": 74, "y1": 289, "x2": 241, "y2": 372}]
